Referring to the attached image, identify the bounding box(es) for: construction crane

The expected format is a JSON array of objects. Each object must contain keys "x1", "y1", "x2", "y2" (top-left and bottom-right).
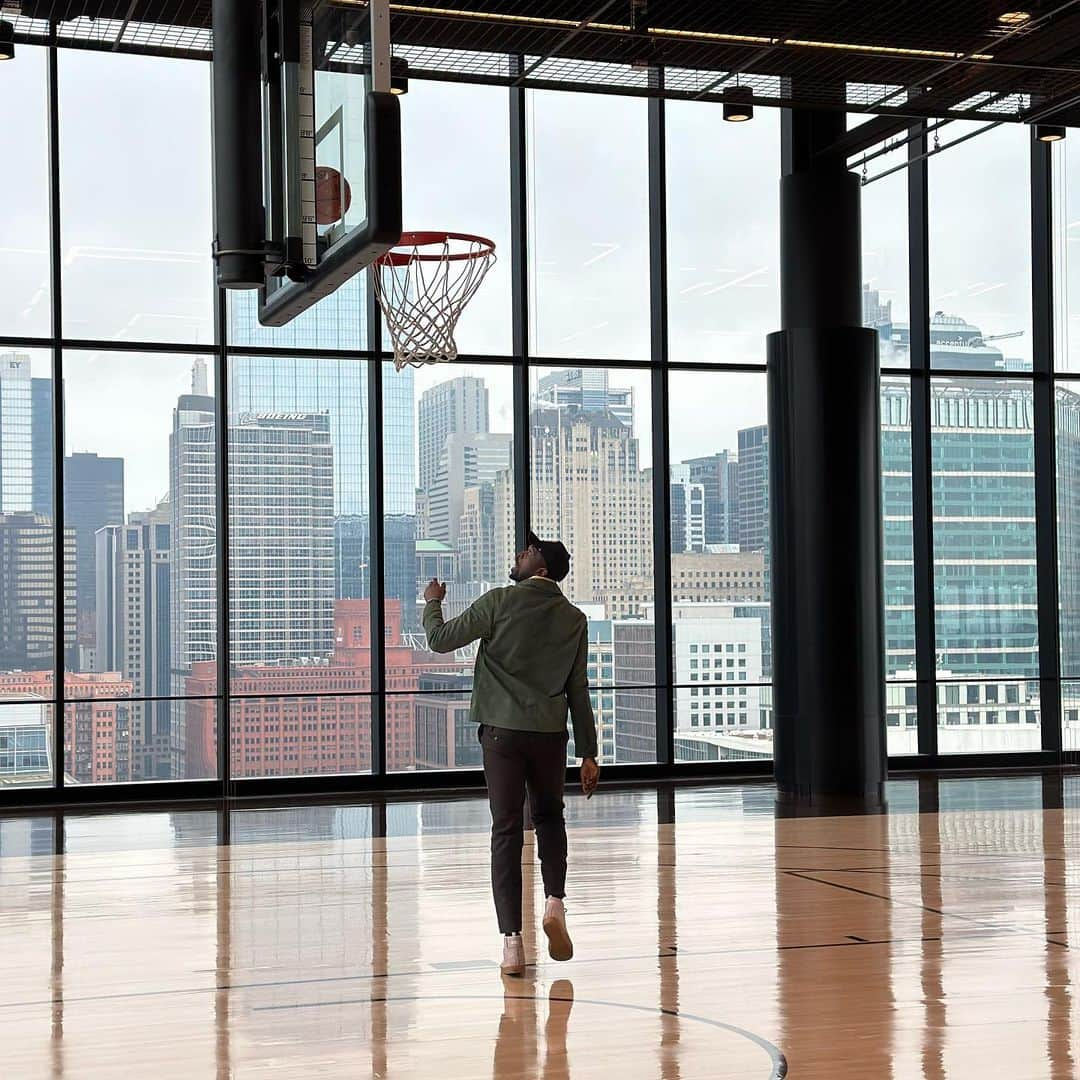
[{"x1": 971, "y1": 330, "x2": 1024, "y2": 348}]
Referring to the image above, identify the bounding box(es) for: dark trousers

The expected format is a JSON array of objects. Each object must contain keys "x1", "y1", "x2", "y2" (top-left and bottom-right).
[{"x1": 480, "y1": 724, "x2": 568, "y2": 935}]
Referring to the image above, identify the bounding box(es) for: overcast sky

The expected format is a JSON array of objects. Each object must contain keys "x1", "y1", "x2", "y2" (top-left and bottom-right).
[{"x1": 0, "y1": 44, "x2": 1047, "y2": 512}]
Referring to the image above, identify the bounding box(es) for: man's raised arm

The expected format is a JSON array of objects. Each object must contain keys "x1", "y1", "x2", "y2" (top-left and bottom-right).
[{"x1": 422, "y1": 582, "x2": 499, "y2": 654}]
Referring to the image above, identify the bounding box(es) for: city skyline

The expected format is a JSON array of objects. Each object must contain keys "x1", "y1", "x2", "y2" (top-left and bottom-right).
[
  {"x1": 0, "y1": 346, "x2": 777, "y2": 779},
  {"x1": 0, "y1": 293, "x2": 1070, "y2": 780}
]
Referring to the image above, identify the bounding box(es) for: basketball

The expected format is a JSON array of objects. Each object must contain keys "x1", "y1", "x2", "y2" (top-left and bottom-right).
[{"x1": 315, "y1": 166, "x2": 352, "y2": 225}]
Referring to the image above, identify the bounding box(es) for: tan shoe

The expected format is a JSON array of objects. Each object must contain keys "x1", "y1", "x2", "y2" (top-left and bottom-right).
[
  {"x1": 500, "y1": 933, "x2": 525, "y2": 976},
  {"x1": 542, "y1": 897, "x2": 574, "y2": 962}
]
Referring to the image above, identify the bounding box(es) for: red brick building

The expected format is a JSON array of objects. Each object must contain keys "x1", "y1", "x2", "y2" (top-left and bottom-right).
[
  {"x1": 184, "y1": 600, "x2": 467, "y2": 777},
  {"x1": 0, "y1": 669, "x2": 135, "y2": 784}
]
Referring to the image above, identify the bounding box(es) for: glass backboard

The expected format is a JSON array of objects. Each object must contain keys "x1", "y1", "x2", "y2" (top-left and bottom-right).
[{"x1": 259, "y1": 0, "x2": 400, "y2": 327}]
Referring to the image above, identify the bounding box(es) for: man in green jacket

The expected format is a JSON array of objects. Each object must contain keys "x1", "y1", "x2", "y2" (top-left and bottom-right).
[{"x1": 423, "y1": 530, "x2": 600, "y2": 976}]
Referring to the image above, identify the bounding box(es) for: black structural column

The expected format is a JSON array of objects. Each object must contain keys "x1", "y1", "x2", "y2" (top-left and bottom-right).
[
  {"x1": 211, "y1": 0, "x2": 265, "y2": 288},
  {"x1": 768, "y1": 109, "x2": 886, "y2": 805}
]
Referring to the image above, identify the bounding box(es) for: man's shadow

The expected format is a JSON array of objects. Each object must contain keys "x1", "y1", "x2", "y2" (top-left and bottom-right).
[{"x1": 493, "y1": 974, "x2": 574, "y2": 1080}]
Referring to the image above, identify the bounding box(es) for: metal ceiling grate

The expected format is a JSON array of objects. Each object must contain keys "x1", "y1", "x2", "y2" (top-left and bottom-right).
[{"x1": 6, "y1": 1, "x2": 1080, "y2": 123}]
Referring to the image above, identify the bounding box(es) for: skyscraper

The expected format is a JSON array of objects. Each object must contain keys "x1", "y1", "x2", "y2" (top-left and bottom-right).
[
  {"x1": 493, "y1": 467, "x2": 515, "y2": 580},
  {"x1": 883, "y1": 379, "x2": 1039, "y2": 679},
  {"x1": 226, "y1": 355, "x2": 416, "y2": 616},
  {"x1": 525, "y1": 406, "x2": 652, "y2": 608},
  {"x1": 169, "y1": 388, "x2": 216, "y2": 700},
  {"x1": 427, "y1": 431, "x2": 512, "y2": 550},
  {"x1": 64, "y1": 451, "x2": 124, "y2": 647},
  {"x1": 458, "y1": 483, "x2": 498, "y2": 583},
  {"x1": 226, "y1": 355, "x2": 416, "y2": 518},
  {"x1": 418, "y1": 376, "x2": 489, "y2": 494},
  {"x1": 0, "y1": 513, "x2": 76, "y2": 673},
  {"x1": 385, "y1": 516, "x2": 418, "y2": 628},
  {"x1": 95, "y1": 499, "x2": 173, "y2": 779},
  {"x1": 736, "y1": 425, "x2": 769, "y2": 555},
  {"x1": 880, "y1": 313, "x2": 1044, "y2": 685},
  {"x1": 534, "y1": 368, "x2": 634, "y2": 428},
  {"x1": 228, "y1": 412, "x2": 336, "y2": 665},
  {"x1": 684, "y1": 451, "x2": 739, "y2": 547},
  {"x1": 333, "y1": 514, "x2": 414, "y2": 612},
  {"x1": 862, "y1": 284, "x2": 905, "y2": 368},
  {"x1": 669, "y1": 464, "x2": 705, "y2": 554},
  {"x1": 862, "y1": 283, "x2": 892, "y2": 330},
  {"x1": 171, "y1": 397, "x2": 337, "y2": 698},
  {"x1": 333, "y1": 515, "x2": 369, "y2": 600},
  {"x1": 0, "y1": 353, "x2": 33, "y2": 514},
  {"x1": 191, "y1": 356, "x2": 209, "y2": 396},
  {"x1": 227, "y1": 356, "x2": 368, "y2": 517},
  {"x1": 31, "y1": 376, "x2": 53, "y2": 517},
  {"x1": 228, "y1": 278, "x2": 368, "y2": 354}
]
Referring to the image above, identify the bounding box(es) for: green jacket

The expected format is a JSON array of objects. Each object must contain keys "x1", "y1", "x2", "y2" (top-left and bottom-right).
[{"x1": 422, "y1": 577, "x2": 598, "y2": 760}]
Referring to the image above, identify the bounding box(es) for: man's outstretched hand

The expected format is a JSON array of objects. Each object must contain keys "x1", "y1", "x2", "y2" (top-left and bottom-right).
[
  {"x1": 424, "y1": 579, "x2": 447, "y2": 603},
  {"x1": 581, "y1": 757, "x2": 600, "y2": 799}
]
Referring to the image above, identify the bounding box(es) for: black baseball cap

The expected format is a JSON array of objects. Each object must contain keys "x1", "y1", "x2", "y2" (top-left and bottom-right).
[{"x1": 526, "y1": 529, "x2": 571, "y2": 583}]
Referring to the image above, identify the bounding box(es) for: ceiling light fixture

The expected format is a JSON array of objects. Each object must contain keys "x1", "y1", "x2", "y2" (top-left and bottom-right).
[
  {"x1": 784, "y1": 37, "x2": 993, "y2": 61},
  {"x1": 998, "y1": 11, "x2": 1031, "y2": 25},
  {"x1": 723, "y1": 84, "x2": 754, "y2": 122},
  {"x1": 0, "y1": 20, "x2": 15, "y2": 61},
  {"x1": 1037, "y1": 123, "x2": 1066, "y2": 142},
  {"x1": 385, "y1": 6, "x2": 992, "y2": 60}
]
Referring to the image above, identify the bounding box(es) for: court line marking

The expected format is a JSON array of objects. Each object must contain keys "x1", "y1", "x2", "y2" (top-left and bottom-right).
[
  {"x1": 783, "y1": 869, "x2": 1070, "y2": 947},
  {"x1": 0, "y1": 932, "x2": 1019, "y2": 1014},
  {"x1": 253, "y1": 991, "x2": 789, "y2": 1079}
]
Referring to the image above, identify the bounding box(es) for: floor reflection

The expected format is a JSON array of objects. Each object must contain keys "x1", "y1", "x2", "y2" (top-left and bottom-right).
[
  {"x1": 775, "y1": 813, "x2": 896, "y2": 1077},
  {"x1": 50, "y1": 836, "x2": 63, "y2": 1080},
  {"x1": 4, "y1": 772, "x2": 1049, "y2": 863},
  {"x1": 919, "y1": 804, "x2": 945, "y2": 1080},
  {"x1": 6, "y1": 774, "x2": 1049, "y2": 860},
  {"x1": 659, "y1": 805, "x2": 681, "y2": 1080},
  {"x1": 1043, "y1": 785, "x2": 1075, "y2": 1080},
  {"x1": 492, "y1": 975, "x2": 575, "y2": 1080},
  {"x1": 6, "y1": 774, "x2": 1080, "y2": 1077}
]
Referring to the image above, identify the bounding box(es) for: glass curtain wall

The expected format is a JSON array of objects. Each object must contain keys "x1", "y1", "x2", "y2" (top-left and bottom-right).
[
  {"x1": 1055, "y1": 135, "x2": 1080, "y2": 751},
  {"x1": 3, "y1": 33, "x2": 1077, "y2": 797},
  {"x1": 858, "y1": 130, "x2": 918, "y2": 756},
  {"x1": 929, "y1": 123, "x2": 1041, "y2": 754}
]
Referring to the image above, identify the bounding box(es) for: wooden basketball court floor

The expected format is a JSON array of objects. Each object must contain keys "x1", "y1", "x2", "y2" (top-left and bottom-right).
[{"x1": 3, "y1": 776, "x2": 1080, "y2": 1078}]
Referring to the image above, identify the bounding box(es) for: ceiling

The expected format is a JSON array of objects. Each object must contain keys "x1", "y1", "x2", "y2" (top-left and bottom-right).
[{"x1": 8, "y1": 1, "x2": 1080, "y2": 127}]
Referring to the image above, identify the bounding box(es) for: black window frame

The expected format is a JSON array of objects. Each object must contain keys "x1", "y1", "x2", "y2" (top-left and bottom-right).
[{"x1": 0, "y1": 33, "x2": 1070, "y2": 808}]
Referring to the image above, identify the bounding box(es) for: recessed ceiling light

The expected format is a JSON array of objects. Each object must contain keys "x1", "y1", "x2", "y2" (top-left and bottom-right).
[
  {"x1": 998, "y1": 11, "x2": 1031, "y2": 25},
  {"x1": 1037, "y1": 124, "x2": 1066, "y2": 142}
]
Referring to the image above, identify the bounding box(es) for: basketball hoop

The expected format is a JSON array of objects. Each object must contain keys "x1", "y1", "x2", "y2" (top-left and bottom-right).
[{"x1": 374, "y1": 231, "x2": 496, "y2": 370}]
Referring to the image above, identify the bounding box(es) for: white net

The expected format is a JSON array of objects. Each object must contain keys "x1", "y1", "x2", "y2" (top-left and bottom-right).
[{"x1": 374, "y1": 233, "x2": 496, "y2": 370}]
